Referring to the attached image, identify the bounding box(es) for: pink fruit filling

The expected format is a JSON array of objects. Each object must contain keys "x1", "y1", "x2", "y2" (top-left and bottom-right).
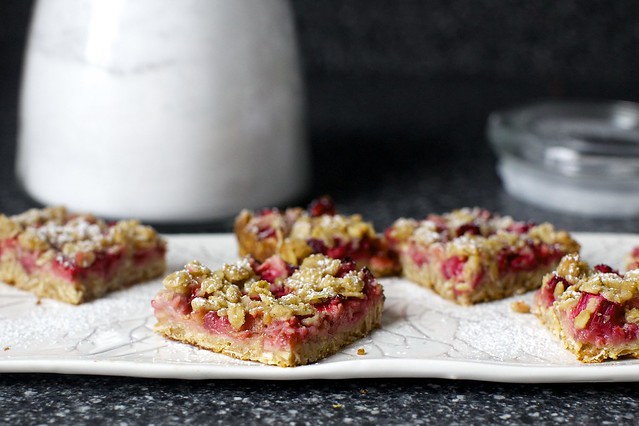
[
  {"x1": 308, "y1": 196, "x2": 336, "y2": 217},
  {"x1": 306, "y1": 237, "x2": 388, "y2": 267},
  {"x1": 593, "y1": 264, "x2": 621, "y2": 276},
  {"x1": 407, "y1": 242, "x2": 429, "y2": 267},
  {"x1": 568, "y1": 292, "x2": 638, "y2": 346},
  {"x1": 497, "y1": 243, "x2": 563, "y2": 274},
  {"x1": 537, "y1": 274, "x2": 569, "y2": 308},
  {"x1": 192, "y1": 271, "x2": 381, "y2": 351},
  {"x1": 441, "y1": 256, "x2": 466, "y2": 280}
]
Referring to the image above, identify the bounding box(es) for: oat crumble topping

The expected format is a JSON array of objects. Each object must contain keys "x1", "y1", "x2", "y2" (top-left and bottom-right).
[
  {"x1": 0, "y1": 206, "x2": 163, "y2": 268},
  {"x1": 552, "y1": 255, "x2": 639, "y2": 305},
  {"x1": 164, "y1": 254, "x2": 371, "y2": 330},
  {"x1": 388, "y1": 207, "x2": 578, "y2": 258}
]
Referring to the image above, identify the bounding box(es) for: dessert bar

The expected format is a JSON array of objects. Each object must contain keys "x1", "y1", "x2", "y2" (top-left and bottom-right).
[
  {"x1": 535, "y1": 254, "x2": 639, "y2": 362},
  {"x1": 0, "y1": 206, "x2": 166, "y2": 304},
  {"x1": 152, "y1": 254, "x2": 384, "y2": 367},
  {"x1": 385, "y1": 207, "x2": 580, "y2": 305},
  {"x1": 234, "y1": 196, "x2": 399, "y2": 276}
]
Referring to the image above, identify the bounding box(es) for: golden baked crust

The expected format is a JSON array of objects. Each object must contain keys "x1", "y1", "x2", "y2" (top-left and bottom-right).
[
  {"x1": 234, "y1": 197, "x2": 399, "y2": 277},
  {"x1": 0, "y1": 206, "x2": 166, "y2": 304},
  {"x1": 385, "y1": 207, "x2": 580, "y2": 305},
  {"x1": 534, "y1": 254, "x2": 639, "y2": 362},
  {"x1": 155, "y1": 299, "x2": 383, "y2": 367},
  {"x1": 152, "y1": 254, "x2": 384, "y2": 367}
]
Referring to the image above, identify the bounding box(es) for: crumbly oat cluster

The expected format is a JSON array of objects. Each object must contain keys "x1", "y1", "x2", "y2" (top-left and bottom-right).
[
  {"x1": 234, "y1": 197, "x2": 399, "y2": 276},
  {"x1": 535, "y1": 254, "x2": 639, "y2": 362},
  {"x1": 163, "y1": 254, "x2": 370, "y2": 330},
  {"x1": 386, "y1": 207, "x2": 580, "y2": 305}
]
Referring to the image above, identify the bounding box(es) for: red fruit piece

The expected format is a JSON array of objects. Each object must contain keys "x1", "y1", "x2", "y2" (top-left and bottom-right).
[
  {"x1": 258, "y1": 208, "x2": 279, "y2": 217},
  {"x1": 327, "y1": 243, "x2": 348, "y2": 259},
  {"x1": 256, "y1": 256, "x2": 292, "y2": 283},
  {"x1": 336, "y1": 258, "x2": 357, "y2": 277},
  {"x1": 307, "y1": 239, "x2": 328, "y2": 254},
  {"x1": 593, "y1": 264, "x2": 621, "y2": 276},
  {"x1": 256, "y1": 226, "x2": 276, "y2": 240},
  {"x1": 203, "y1": 311, "x2": 232, "y2": 333},
  {"x1": 538, "y1": 274, "x2": 569, "y2": 307},
  {"x1": 408, "y1": 242, "x2": 429, "y2": 267},
  {"x1": 441, "y1": 256, "x2": 466, "y2": 280},
  {"x1": 308, "y1": 196, "x2": 336, "y2": 217},
  {"x1": 571, "y1": 293, "x2": 637, "y2": 345},
  {"x1": 510, "y1": 246, "x2": 537, "y2": 271},
  {"x1": 455, "y1": 224, "x2": 481, "y2": 237},
  {"x1": 507, "y1": 222, "x2": 535, "y2": 234}
]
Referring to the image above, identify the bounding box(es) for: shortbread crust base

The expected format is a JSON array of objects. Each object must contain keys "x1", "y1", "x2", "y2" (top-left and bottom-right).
[
  {"x1": 0, "y1": 253, "x2": 166, "y2": 304},
  {"x1": 154, "y1": 300, "x2": 384, "y2": 367}
]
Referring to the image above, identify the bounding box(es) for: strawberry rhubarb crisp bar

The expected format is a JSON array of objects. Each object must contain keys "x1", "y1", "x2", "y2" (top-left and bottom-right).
[
  {"x1": 535, "y1": 254, "x2": 639, "y2": 362},
  {"x1": 385, "y1": 208, "x2": 580, "y2": 305},
  {"x1": 234, "y1": 196, "x2": 399, "y2": 276},
  {"x1": 0, "y1": 206, "x2": 166, "y2": 304},
  {"x1": 152, "y1": 254, "x2": 384, "y2": 367}
]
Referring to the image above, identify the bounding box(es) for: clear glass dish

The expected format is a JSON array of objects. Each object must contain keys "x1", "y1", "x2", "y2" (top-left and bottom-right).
[{"x1": 488, "y1": 100, "x2": 639, "y2": 217}]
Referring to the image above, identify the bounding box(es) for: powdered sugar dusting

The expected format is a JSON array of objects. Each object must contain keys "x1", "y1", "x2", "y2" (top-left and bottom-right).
[{"x1": 35, "y1": 217, "x2": 105, "y2": 248}]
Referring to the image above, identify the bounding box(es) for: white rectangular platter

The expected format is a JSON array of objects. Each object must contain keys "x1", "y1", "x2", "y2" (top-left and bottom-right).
[{"x1": 1, "y1": 232, "x2": 639, "y2": 382}]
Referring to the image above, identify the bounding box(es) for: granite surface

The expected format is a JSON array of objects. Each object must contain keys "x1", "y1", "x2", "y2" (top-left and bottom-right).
[{"x1": 2, "y1": 375, "x2": 639, "y2": 425}]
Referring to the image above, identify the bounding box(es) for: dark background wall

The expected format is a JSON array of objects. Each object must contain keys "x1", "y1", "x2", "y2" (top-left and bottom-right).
[
  {"x1": 290, "y1": 0, "x2": 639, "y2": 140},
  {"x1": 294, "y1": 1, "x2": 639, "y2": 86}
]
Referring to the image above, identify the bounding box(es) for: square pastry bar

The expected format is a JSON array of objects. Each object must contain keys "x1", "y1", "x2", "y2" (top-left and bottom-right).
[
  {"x1": 385, "y1": 208, "x2": 580, "y2": 305},
  {"x1": 0, "y1": 206, "x2": 166, "y2": 304},
  {"x1": 152, "y1": 254, "x2": 384, "y2": 367},
  {"x1": 234, "y1": 196, "x2": 399, "y2": 276},
  {"x1": 535, "y1": 254, "x2": 639, "y2": 362}
]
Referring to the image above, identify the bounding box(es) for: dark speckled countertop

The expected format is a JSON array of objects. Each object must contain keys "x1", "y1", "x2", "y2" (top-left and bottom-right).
[{"x1": 2, "y1": 77, "x2": 639, "y2": 424}]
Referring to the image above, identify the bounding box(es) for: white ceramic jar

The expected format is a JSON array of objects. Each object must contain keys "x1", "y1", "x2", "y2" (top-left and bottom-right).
[{"x1": 17, "y1": 0, "x2": 308, "y2": 222}]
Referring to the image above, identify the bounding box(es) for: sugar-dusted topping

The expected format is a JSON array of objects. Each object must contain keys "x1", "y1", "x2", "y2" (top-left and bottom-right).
[
  {"x1": 432, "y1": 207, "x2": 518, "y2": 240},
  {"x1": 36, "y1": 217, "x2": 105, "y2": 248},
  {"x1": 385, "y1": 217, "x2": 418, "y2": 244},
  {"x1": 10, "y1": 206, "x2": 70, "y2": 227},
  {"x1": 388, "y1": 208, "x2": 579, "y2": 258},
  {"x1": 412, "y1": 221, "x2": 440, "y2": 245},
  {"x1": 440, "y1": 207, "x2": 489, "y2": 230},
  {"x1": 167, "y1": 254, "x2": 372, "y2": 330},
  {"x1": 555, "y1": 254, "x2": 588, "y2": 284},
  {"x1": 242, "y1": 207, "x2": 304, "y2": 236},
  {"x1": 288, "y1": 214, "x2": 375, "y2": 245},
  {"x1": 286, "y1": 255, "x2": 366, "y2": 301},
  {"x1": 553, "y1": 254, "x2": 639, "y2": 304},
  {"x1": 1, "y1": 206, "x2": 164, "y2": 268}
]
